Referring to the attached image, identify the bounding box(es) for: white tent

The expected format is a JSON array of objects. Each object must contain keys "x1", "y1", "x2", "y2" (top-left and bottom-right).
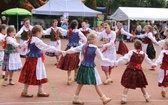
[
  {"x1": 31, "y1": 0, "x2": 101, "y2": 17},
  {"x1": 110, "y1": 7, "x2": 168, "y2": 32}
]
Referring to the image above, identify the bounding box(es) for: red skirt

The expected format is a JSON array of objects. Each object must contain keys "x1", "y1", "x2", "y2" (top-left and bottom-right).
[
  {"x1": 57, "y1": 47, "x2": 79, "y2": 71},
  {"x1": 117, "y1": 41, "x2": 128, "y2": 56},
  {"x1": 18, "y1": 58, "x2": 48, "y2": 85},
  {"x1": 121, "y1": 68, "x2": 148, "y2": 89}
]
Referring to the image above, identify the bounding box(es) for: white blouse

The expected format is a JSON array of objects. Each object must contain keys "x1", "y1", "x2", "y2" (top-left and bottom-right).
[
  {"x1": 62, "y1": 44, "x2": 114, "y2": 66},
  {"x1": 6, "y1": 37, "x2": 19, "y2": 48},
  {"x1": 17, "y1": 25, "x2": 33, "y2": 37},
  {"x1": 137, "y1": 32, "x2": 157, "y2": 43},
  {"x1": 98, "y1": 30, "x2": 116, "y2": 49},
  {"x1": 116, "y1": 49, "x2": 154, "y2": 66},
  {"x1": 115, "y1": 28, "x2": 133, "y2": 37},
  {"x1": 43, "y1": 27, "x2": 67, "y2": 36}
]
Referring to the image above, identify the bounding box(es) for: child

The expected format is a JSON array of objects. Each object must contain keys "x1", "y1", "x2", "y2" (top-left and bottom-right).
[
  {"x1": 115, "y1": 40, "x2": 155, "y2": 104},
  {"x1": 136, "y1": 25, "x2": 158, "y2": 70},
  {"x1": 98, "y1": 21, "x2": 116, "y2": 85},
  {"x1": 18, "y1": 25, "x2": 61, "y2": 97},
  {"x1": 62, "y1": 33, "x2": 113, "y2": 105},
  {"x1": 154, "y1": 39, "x2": 168, "y2": 98},
  {"x1": 57, "y1": 20, "x2": 87, "y2": 86},
  {"x1": 157, "y1": 28, "x2": 168, "y2": 48},
  {"x1": 17, "y1": 18, "x2": 33, "y2": 58},
  {"x1": 79, "y1": 21, "x2": 94, "y2": 37},
  {"x1": 115, "y1": 22, "x2": 133, "y2": 56},
  {"x1": 2, "y1": 27, "x2": 22, "y2": 86},
  {"x1": 0, "y1": 24, "x2": 7, "y2": 78},
  {"x1": 43, "y1": 19, "x2": 67, "y2": 65}
]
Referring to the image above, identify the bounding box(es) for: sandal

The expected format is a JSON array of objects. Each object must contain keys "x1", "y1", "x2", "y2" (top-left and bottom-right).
[
  {"x1": 9, "y1": 79, "x2": 14, "y2": 85},
  {"x1": 21, "y1": 92, "x2": 33, "y2": 98}
]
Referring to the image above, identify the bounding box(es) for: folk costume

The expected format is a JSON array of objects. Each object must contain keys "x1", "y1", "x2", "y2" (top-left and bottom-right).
[
  {"x1": 19, "y1": 36, "x2": 60, "y2": 85},
  {"x1": 115, "y1": 28, "x2": 133, "y2": 56},
  {"x1": 137, "y1": 32, "x2": 157, "y2": 59},
  {"x1": 17, "y1": 25, "x2": 33, "y2": 57},
  {"x1": 43, "y1": 27, "x2": 67, "y2": 57},
  {"x1": 57, "y1": 29, "x2": 87, "y2": 70}
]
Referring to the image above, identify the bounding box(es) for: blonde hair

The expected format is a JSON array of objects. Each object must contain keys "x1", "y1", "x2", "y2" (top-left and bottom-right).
[
  {"x1": 146, "y1": 25, "x2": 153, "y2": 32},
  {"x1": 165, "y1": 39, "x2": 168, "y2": 48},
  {"x1": 87, "y1": 33, "x2": 98, "y2": 43}
]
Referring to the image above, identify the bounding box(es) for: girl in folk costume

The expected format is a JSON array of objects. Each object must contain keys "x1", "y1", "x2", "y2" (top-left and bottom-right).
[
  {"x1": 154, "y1": 39, "x2": 168, "y2": 98},
  {"x1": 19, "y1": 25, "x2": 61, "y2": 97},
  {"x1": 0, "y1": 24, "x2": 7, "y2": 78},
  {"x1": 79, "y1": 21, "x2": 94, "y2": 37},
  {"x1": 115, "y1": 22, "x2": 133, "y2": 56},
  {"x1": 136, "y1": 25, "x2": 158, "y2": 70},
  {"x1": 2, "y1": 27, "x2": 22, "y2": 86},
  {"x1": 115, "y1": 40, "x2": 155, "y2": 104},
  {"x1": 43, "y1": 19, "x2": 67, "y2": 65},
  {"x1": 57, "y1": 20, "x2": 87, "y2": 86},
  {"x1": 97, "y1": 21, "x2": 116, "y2": 85},
  {"x1": 17, "y1": 18, "x2": 33, "y2": 58},
  {"x1": 62, "y1": 33, "x2": 113, "y2": 105}
]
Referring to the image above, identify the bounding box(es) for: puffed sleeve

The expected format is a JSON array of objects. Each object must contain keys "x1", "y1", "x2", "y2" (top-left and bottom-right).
[
  {"x1": 98, "y1": 32, "x2": 103, "y2": 41},
  {"x1": 7, "y1": 37, "x2": 19, "y2": 47},
  {"x1": 96, "y1": 48, "x2": 114, "y2": 66},
  {"x1": 155, "y1": 50, "x2": 164, "y2": 66},
  {"x1": 116, "y1": 50, "x2": 133, "y2": 65},
  {"x1": 43, "y1": 28, "x2": 51, "y2": 35},
  {"x1": 17, "y1": 26, "x2": 24, "y2": 37},
  {"x1": 144, "y1": 53, "x2": 155, "y2": 66},
  {"x1": 35, "y1": 38, "x2": 58, "y2": 53},
  {"x1": 147, "y1": 32, "x2": 157, "y2": 43},
  {"x1": 103, "y1": 32, "x2": 116, "y2": 48},
  {"x1": 137, "y1": 33, "x2": 146, "y2": 38},
  {"x1": 78, "y1": 30, "x2": 87, "y2": 44},
  {"x1": 157, "y1": 40, "x2": 165, "y2": 48},
  {"x1": 121, "y1": 29, "x2": 133, "y2": 36},
  {"x1": 62, "y1": 45, "x2": 83, "y2": 56},
  {"x1": 58, "y1": 27, "x2": 67, "y2": 35}
]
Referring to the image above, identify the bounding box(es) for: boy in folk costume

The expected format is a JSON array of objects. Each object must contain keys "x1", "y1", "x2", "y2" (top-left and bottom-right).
[
  {"x1": 98, "y1": 21, "x2": 116, "y2": 85},
  {"x1": 57, "y1": 20, "x2": 87, "y2": 86},
  {"x1": 136, "y1": 25, "x2": 158, "y2": 70},
  {"x1": 43, "y1": 19, "x2": 67, "y2": 65},
  {"x1": 62, "y1": 33, "x2": 113, "y2": 105},
  {"x1": 2, "y1": 27, "x2": 22, "y2": 86},
  {"x1": 115, "y1": 22, "x2": 134, "y2": 56},
  {"x1": 0, "y1": 24, "x2": 7, "y2": 78},
  {"x1": 115, "y1": 40, "x2": 156, "y2": 104},
  {"x1": 17, "y1": 18, "x2": 33, "y2": 58},
  {"x1": 154, "y1": 39, "x2": 168, "y2": 98},
  {"x1": 19, "y1": 25, "x2": 62, "y2": 97}
]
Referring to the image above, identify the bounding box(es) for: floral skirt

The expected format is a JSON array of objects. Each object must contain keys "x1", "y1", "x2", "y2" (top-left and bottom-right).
[
  {"x1": 57, "y1": 47, "x2": 79, "y2": 71},
  {"x1": 18, "y1": 58, "x2": 48, "y2": 85},
  {"x1": 121, "y1": 68, "x2": 148, "y2": 89}
]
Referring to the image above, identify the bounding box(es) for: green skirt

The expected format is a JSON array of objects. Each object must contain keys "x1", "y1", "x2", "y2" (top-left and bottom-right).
[{"x1": 76, "y1": 65, "x2": 96, "y2": 85}]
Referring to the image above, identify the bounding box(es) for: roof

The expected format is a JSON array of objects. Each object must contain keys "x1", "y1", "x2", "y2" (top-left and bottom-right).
[
  {"x1": 110, "y1": 7, "x2": 168, "y2": 21},
  {"x1": 32, "y1": 0, "x2": 101, "y2": 17}
]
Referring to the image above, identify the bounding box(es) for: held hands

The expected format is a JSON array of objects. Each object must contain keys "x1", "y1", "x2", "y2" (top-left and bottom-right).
[{"x1": 98, "y1": 44, "x2": 103, "y2": 48}]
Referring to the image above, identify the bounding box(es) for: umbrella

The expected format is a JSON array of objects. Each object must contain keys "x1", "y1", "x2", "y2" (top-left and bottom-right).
[{"x1": 1, "y1": 8, "x2": 32, "y2": 31}]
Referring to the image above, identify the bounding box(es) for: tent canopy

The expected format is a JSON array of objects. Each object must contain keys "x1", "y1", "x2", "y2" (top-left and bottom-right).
[
  {"x1": 32, "y1": 0, "x2": 101, "y2": 17},
  {"x1": 110, "y1": 7, "x2": 168, "y2": 21}
]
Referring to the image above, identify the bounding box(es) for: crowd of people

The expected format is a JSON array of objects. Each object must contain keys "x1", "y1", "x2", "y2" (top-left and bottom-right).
[{"x1": 0, "y1": 18, "x2": 168, "y2": 105}]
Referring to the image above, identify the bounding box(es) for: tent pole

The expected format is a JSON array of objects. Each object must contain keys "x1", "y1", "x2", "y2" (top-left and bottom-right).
[
  {"x1": 128, "y1": 19, "x2": 130, "y2": 33},
  {"x1": 93, "y1": 17, "x2": 96, "y2": 28},
  {"x1": 31, "y1": 14, "x2": 33, "y2": 26},
  {"x1": 17, "y1": 15, "x2": 18, "y2": 32}
]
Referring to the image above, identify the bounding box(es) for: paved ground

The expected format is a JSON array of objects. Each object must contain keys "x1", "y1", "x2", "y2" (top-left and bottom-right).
[{"x1": 0, "y1": 38, "x2": 167, "y2": 105}]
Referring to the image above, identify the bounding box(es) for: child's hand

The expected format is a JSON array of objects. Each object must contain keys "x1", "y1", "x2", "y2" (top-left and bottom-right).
[
  {"x1": 98, "y1": 45, "x2": 103, "y2": 48},
  {"x1": 57, "y1": 50, "x2": 62, "y2": 55}
]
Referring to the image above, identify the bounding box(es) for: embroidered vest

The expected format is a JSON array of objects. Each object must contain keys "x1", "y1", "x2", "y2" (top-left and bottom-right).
[
  {"x1": 4, "y1": 44, "x2": 16, "y2": 53},
  {"x1": 50, "y1": 28, "x2": 60, "y2": 41},
  {"x1": 144, "y1": 37, "x2": 153, "y2": 44},
  {"x1": 81, "y1": 30, "x2": 89, "y2": 37},
  {"x1": 81, "y1": 45, "x2": 96, "y2": 67},
  {"x1": 161, "y1": 53, "x2": 168, "y2": 70},
  {"x1": 26, "y1": 43, "x2": 42, "y2": 58},
  {"x1": 67, "y1": 32, "x2": 80, "y2": 47}
]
